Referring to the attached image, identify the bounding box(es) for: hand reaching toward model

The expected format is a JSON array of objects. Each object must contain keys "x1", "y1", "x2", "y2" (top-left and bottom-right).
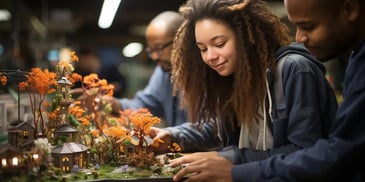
[{"x1": 169, "y1": 153, "x2": 233, "y2": 182}]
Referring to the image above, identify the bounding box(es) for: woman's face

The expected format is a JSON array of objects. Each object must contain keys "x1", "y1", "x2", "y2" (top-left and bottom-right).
[{"x1": 195, "y1": 19, "x2": 238, "y2": 76}]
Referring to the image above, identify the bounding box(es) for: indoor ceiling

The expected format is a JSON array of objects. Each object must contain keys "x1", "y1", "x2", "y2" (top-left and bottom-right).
[
  {"x1": 0, "y1": 0, "x2": 188, "y2": 47},
  {"x1": 0, "y1": 0, "x2": 285, "y2": 49}
]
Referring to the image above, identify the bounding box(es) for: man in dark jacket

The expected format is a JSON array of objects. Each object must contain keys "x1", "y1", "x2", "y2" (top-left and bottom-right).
[{"x1": 230, "y1": 0, "x2": 365, "y2": 181}]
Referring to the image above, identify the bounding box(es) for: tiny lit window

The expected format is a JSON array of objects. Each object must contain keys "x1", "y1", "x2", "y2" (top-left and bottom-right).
[
  {"x1": 32, "y1": 154, "x2": 39, "y2": 160},
  {"x1": 80, "y1": 154, "x2": 83, "y2": 166},
  {"x1": 61, "y1": 87, "x2": 66, "y2": 93},
  {"x1": 62, "y1": 157, "x2": 69, "y2": 162},
  {"x1": 2, "y1": 158, "x2": 7, "y2": 167},
  {"x1": 23, "y1": 130, "x2": 29, "y2": 140},
  {"x1": 12, "y1": 157, "x2": 18, "y2": 166},
  {"x1": 63, "y1": 165, "x2": 70, "y2": 172}
]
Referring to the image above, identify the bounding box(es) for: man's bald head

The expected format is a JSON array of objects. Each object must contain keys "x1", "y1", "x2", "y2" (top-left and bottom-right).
[
  {"x1": 147, "y1": 11, "x2": 184, "y2": 38},
  {"x1": 144, "y1": 11, "x2": 184, "y2": 71}
]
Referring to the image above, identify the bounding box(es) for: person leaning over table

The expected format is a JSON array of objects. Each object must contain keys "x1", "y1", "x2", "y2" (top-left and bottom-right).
[
  {"x1": 104, "y1": 11, "x2": 188, "y2": 127},
  {"x1": 146, "y1": 0, "x2": 340, "y2": 181},
  {"x1": 168, "y1": 0, "x2": 365, "y2": 181}
]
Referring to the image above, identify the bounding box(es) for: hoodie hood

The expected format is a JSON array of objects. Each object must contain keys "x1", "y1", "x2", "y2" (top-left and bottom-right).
[{"x1": 275, "y1": 42, "x2": 326, "y2": 74}]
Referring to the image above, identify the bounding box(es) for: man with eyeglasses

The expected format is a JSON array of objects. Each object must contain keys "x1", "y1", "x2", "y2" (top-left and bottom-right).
[
  {"x1": 145, "y1": 39, "x2": 174, "y2": 71},
  {"x1": 108, "y1": 11, "x2": 188, "y2": 128}
]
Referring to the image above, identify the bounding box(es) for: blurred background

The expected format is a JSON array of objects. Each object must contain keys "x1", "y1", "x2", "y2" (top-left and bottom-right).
[{"x1": 0, "y1": 0, "x2": 287, "y2": 97}]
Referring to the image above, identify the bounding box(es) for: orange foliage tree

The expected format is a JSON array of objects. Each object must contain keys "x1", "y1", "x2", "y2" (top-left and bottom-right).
[
  {"x1": 103, "y1": 126, "x2": 129, "y2": 161},
  {"x1": 78, "y1": 73, "x2": 115, "y2": 134},
  {"x1": 127, "y1": 109, "x2": 161, "y2": 154},
  {"x1": 19, "y1": 68, "x2": 57, "y2": 138}
]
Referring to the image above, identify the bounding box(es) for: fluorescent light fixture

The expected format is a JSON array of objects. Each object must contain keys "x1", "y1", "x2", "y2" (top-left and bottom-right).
[
  {"x1": 122, "y1": 42, "x2": 143, "y2": 57},
  {"x1": 98, "y1": 0, "x2": 121, "y2": 29},
  {"x1": 0, "y1": 9, "x2": 11, "y2": 21}
]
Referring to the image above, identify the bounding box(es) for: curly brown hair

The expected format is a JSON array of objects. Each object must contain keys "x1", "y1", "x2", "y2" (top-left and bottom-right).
[{"x1": 171, "y1": 0, "x2": 291, "y2": 129}]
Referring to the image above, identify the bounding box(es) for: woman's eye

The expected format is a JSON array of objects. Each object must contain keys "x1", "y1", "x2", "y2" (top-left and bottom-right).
[
  {"x1": 216, "y1": 42, "x2": 225, "y2": 48},
  {"x1": 198, "y1": 47, "x2": 207, "y2": 52}
]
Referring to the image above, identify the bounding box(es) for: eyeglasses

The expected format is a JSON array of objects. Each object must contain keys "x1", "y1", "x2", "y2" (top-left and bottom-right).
[{"x1": 145, "y1": 40, "x2": 173, "y2": 58}]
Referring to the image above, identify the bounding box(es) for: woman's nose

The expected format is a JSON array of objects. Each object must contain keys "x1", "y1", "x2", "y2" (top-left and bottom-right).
[{"x1": 206, "y1": 48, "x2": 218, "y2": 61}]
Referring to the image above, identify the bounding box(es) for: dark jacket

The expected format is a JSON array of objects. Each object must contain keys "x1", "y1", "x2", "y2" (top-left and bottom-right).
[{"x1": 231, "y1": 41, "x2": 365, "y2": 182}]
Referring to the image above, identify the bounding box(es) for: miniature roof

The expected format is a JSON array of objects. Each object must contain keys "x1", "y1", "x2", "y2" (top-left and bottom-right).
[
  {"x1": 8, "y1": 121, "x2": 34, "y2": 130},
  {"x1": 51, "y1": 142, "x2": 88, "y2": 154},
  {"x1": 54, "y1": 124, "x2": 78, "y2": 134},
  {"x1": 0, "y1": 143, "x2": 22, "y2": 156},
  {"x1": 57, "y1": 77, "x2": 72, "y2": 85},
  {"x1": 20, "y1": 139, "x2": 34, "y2": 148}
]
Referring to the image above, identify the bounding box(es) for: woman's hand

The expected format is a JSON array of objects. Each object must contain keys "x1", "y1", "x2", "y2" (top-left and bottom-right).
[{"x1": 170, "y1": 155, "x2": 233, "y2": 182}]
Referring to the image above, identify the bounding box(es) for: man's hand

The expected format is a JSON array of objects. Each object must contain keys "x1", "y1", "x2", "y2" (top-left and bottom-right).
[
  {"x1": 71, "y1": 88, "x2": 122, "y2": 115},
  {"x1": 170, "y1": 155, "x2": 233, "y2": 182},
  {"x1": 149, "y1": 127, "x2": 173, "y2": 154},
  {"x1": 102, "y1": 95, "x2": 122, "y2": 115}
]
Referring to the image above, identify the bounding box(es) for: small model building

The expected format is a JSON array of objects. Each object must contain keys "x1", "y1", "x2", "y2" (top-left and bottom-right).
[
  {"x1": 0, "y1": 121, "x2": 36, "y2": 173},
  {"x1": 51, "y1": 142, "x2": 88, "y2": 172},
  {"x1": 0, "y1": 143, "x2": 22, "y2": 173},
  {"x1": 7, "y1": 121, "x2": 35, "y2": 151},
  {"x1": 53, "y1": 124, "x2": 78, "y2": 144}
]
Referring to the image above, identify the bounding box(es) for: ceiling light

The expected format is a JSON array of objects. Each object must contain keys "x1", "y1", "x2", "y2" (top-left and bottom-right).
[
  {"x1": 0, "y1": 9, "x2": 11, "y2": 21},
  {"x1": 98, "y1": 0, "x2": 121, "y2": 29},
  {"x1": 122, "y1": 42, "x2": 143, "y2": 58}
]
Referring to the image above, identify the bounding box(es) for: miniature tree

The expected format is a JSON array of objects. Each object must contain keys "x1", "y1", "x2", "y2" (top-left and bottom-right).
[
  {"x1": 77, "y1": 73, "x2": 115, "y2": 134},
  {"x1": 130, "y1": 113, "x2": 160, "y2": 154},
  {"x1": 18, "y1": 68, "x2": 57, "y2": 138},
  {"x1": 115, "y1": 109, "x2": 163, "y2": 169},
  {"x1": 103, "y1": 126, "x2": 128, "y2": 162}
]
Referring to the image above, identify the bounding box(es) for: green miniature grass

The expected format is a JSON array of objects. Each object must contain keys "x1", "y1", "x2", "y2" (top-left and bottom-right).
[{"x1": 2, "y1": 161, "x2": 183, "y2": 182}]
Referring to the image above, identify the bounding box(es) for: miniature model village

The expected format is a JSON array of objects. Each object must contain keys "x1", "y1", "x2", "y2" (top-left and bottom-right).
[{"x1": 0, "y1": 52, "x2": 183, "y2": 181}]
